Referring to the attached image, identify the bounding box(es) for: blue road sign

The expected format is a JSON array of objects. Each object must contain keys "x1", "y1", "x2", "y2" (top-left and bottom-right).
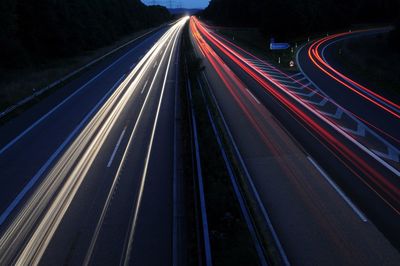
[
  {"x1": 270, "y1": 42, "x2": 290, "y2": 50},
  {"x1": 270, "y1": 37, "x2": 290, "y2": 50}
]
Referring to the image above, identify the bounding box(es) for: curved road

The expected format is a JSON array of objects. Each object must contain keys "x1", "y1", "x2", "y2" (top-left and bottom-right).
[{"x1": 191, "y1": 17, "x2": 400, "y2": 265}]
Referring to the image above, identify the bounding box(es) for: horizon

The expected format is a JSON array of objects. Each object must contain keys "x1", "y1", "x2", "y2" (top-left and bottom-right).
[{"x1": 141, "y1": 0, "x2": 208, "y2": 9}]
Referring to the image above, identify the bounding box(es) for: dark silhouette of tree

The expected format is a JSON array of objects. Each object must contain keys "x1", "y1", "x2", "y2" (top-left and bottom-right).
[
  {"x1": 203, "y1": 0, "x2": 400, "y2": 39},
  {"x1": 0, "y1": 0, "x2": 171, "y2": 69}
]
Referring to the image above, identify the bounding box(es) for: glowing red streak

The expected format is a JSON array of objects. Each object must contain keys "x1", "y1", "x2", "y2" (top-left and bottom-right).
[
  {"x1": 308, "y1": 32, "x2": 400, "y2": 119},
  {"x1": 190, "y1": 17, "x2": 400, "y2": 213}
]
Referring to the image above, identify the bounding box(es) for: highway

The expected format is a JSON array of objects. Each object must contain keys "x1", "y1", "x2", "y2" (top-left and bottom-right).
[
  {"x1": 0, "y1": 17, "x2": 188, "y2": 265},
  {"x1": 298, "y1": 28, "x2": 400, "y2": 141},
  {"x1": 296, "y1": 28, "x2": 400, "y2": 244},
  {"x1": 190, "y1": 17, "x2": 400, "y2": 265}
]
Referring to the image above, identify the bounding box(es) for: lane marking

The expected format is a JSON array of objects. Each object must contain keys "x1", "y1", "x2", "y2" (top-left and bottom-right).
[
  {"x1": 153, "y1": 60, "x2": 158, "y2": 68},
  {"x1": 172, "y1": 40, "x2": 180, "y2": 266},
  {"x1": 296, "y1": 46, "x2": 400, "y2": 175},
  {"x1": 201, "y1": 71, "x2": 290, "y2": 265},
  {"x1": 0, "y1": 26, "x2": 164, "y2": 120},
  {"x1": 121, "y1": 19, "x2": 186, "y2": 266},
  {"x1": 307, "y1": 156, "x2": 368, "y2": 222},
  {"x1": 83, "y1": 19, "x2": 187, "y2": 266},
  {"x1": 320, "y1": 30, "x2": 400, "y2": 115},
  {"x1": 141, "y1": 80, "x2": 149, "y2": 94},
  {"x1": 0, "y1": 75, "x2": 126, "y2": 226},
  {"x1": 199, "y1": 79, "x2": 268, "y2": 265},
  {"x1": 246, "y1": 89, "x2": 261, "y2": 104},
  {"x1": 294, "y1": 76, "x2": 308, "y2": 83},
  {"x1": 0, "y1": 38, "x2": 149, "y2": 156},
  {"x1": 107, "y1": 127, "x2": 127, "y2": 168},
  {"x1": 2, "y1": 25, "x2": 178, "y2": 263},
  {"x1": 290, "y1": 72, "x2": 303, "y2": 78},
  {"x1": 263, "y1": 73, "x2": 288, "y2": 79}
]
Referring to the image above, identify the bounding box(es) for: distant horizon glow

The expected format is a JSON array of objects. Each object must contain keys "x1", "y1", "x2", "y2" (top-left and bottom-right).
[{"x1": 141, "y1": 0, "x2": 209, "y2": 9}]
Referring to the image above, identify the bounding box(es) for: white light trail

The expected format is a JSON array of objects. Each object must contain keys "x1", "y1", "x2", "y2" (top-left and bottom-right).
[{"x1": 0, "y1": 17, "x2": 189, "y2": 265}]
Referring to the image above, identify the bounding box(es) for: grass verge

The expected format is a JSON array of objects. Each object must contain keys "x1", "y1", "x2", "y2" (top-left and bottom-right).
[
  {"x1": 187, "y1": 24, "x2": 290, "y2": 265},
  {"x1": 0, "y1": 25, "x2": 164, "y2": 122},
  {"x1": 177, "y1": 29, "x2": 202, "y2": 266},
  {"x1": 182, "y1": 25, "x2": 260, "y2": 265}
]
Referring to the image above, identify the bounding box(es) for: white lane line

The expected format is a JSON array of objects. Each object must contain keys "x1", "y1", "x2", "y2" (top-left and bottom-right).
[
  {"x1": 172, "y1": 42, "x2": 180, "y2": 266},
  {"x1": 294, "y1": 76, "x2": 308, "y2": 83},
  {"x1": 202, "y1": 72, "x2": 290, "y2": 265},
  {"x1": 320, "y1": 29, "x2": 399, "y2": 115},
  {"x1": 246, "y1": 89, "x2": 261, "y2": 104},
  {"x1": 84, "y1": 19, "x2": 186, "y2": 265},
  {"x1": 199, "y1": 79, "x2": 268, "y2": 265},
  {"x1": 290, "y1": 72, "x2": 303, "y2": 78},
  {"x1": 255, "y1": 45, "x2": 400, "y2": 177},
  {"x1": 107, "y1": 127, "x2": 127, "y2": 168},
  {"x1": 0, "y1": 75, "x2": 126, "y2": 226},
  {"x1": 260, "y1": 69, "x2": 282, "y2": 75},
  {"x1": 263, "y1": 72, "x2": 285, "y2": 78},
  {"x1": 0, "y1": 39, "x2": 148, "y2": 156},
  {"x1": 307, "y1": 156, "x2": 368, "y2": 222},
  {"x1": 141, "y1": 80, "x2": 149, "y2": 94},
  {"x1": 122, "y1": 19, "x2": 186, "y2": 266}
]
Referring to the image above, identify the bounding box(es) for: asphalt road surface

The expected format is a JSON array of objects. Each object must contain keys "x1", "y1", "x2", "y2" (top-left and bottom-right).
[
  {"x1": 191, "y1": 17, "x2": 400, "y2": 265},
  {"x1": 0, "y1": 17, "x2": 188, "y2": 265},
  {"x1": 297, "y1": 28, "x2": 400, "y2": 142}
]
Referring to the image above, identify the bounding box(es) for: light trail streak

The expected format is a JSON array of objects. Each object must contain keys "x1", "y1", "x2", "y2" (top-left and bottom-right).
[
  {"x1": 122, "y1": 17, "x2": 189, "y2": 266},
  {"x1": 192, "y1": 18, "x2": 400, "y2": 170},
  {"x1": 203, "y1": 27, "x2": 400, "y2": 147},
  {"x1": 83, "y1": 17, "x2": 188, "y2": 266},
  {"x1": 190, "y1": 17, "x2": 400, "y2": 215},
  {"x1": 191, "y1": 18, "x2": 364, "y2": 253},
  {"x1": 308, "y1": 30, "x2": 400, "y2": 118},
  {"x1": 0, "y1": 17, "x2": 188, "y2": 265}
]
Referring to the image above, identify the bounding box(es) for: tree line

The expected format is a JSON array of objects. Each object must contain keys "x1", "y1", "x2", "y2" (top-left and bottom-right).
[
  {"x1": 202, "y1": 0, "x2": 400, "y2": 41},
  {"x1": 0, "y1": 0, "x2": 171, "y2": 69}
]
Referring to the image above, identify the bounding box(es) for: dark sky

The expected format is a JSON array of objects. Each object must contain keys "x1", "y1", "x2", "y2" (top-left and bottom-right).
[{"x1": 142, "y1": 0, "x2": 209, "y2": 9}]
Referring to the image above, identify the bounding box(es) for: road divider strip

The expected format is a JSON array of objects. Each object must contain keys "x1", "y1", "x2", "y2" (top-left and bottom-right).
[{"x1": 198, "y1": 77, "x2": 268, "y2": 265}]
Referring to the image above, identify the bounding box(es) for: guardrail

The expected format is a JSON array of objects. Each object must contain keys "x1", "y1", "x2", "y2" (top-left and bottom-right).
[
  {"x1": 201, "y1": 72, "x2": 290, "y2": 266},
  {"x1": 185, "y1": 67, "x2": 213, "y2": 266},
  {"x1": 197, "y1": 76, "x2": 269, "y2": 266}
]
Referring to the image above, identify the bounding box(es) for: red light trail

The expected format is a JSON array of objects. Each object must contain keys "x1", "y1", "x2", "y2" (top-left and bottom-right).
[
  {"x1": 308, "y1": 31, "x2": 400, "y2": 119},
  {"x1": 190, "y1": 17, "x2": 400, "y2": 214}
]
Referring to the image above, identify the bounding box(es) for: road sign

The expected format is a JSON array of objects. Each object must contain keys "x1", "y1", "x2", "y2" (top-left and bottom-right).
[
  {"x1": 270, "y1": 38, "x2": 290, "y2": 50},
  {"x1": 270, "y1": 43, "x2": 290, "y2": 50}
]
